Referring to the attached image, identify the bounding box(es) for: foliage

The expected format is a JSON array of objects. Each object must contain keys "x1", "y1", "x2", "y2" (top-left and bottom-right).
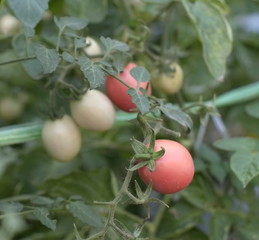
[{"x1": 0, "y1": 0, "x2": 259, "y2": 239}]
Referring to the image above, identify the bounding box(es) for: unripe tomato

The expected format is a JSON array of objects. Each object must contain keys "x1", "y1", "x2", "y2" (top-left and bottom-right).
[
  {"x1": 70, "y1": 89, "x2": 115, "y2": 132},
  {"x1": 42, "y1": 115, "x2": 81, "y2": 162},
  {"x1": 138, "y1": 139, "x2": 194, "y2": 194},
  {"x1": 84, "y1": 37, "x2": 102, "y2": 56},
  {"x1": 105, "y1": 62, "x2": 152, "y2": 112},
  {"x1": 152, "y1": 63, "x2": 183, "y2": 94},
  {"x1": 0, "y1": 14, "x2": 20, "y2": 35},
  {"x1": 0, "y1": 96, "x2": 24, "y2": 122}
]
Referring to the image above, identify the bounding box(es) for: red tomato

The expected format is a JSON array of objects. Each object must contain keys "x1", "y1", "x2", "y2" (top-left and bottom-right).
[
  {"x1": 138, "y1": 139, "x2": 194, "y2": 194},
  {"x1": 105, "y1": 62, "x2": 152, "y2": 112}
]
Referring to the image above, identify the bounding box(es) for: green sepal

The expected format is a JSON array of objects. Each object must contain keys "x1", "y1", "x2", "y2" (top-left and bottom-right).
[
  {"x1": 128, "y1": 161, "x2": 148, "y2": 171},
  {"x1": 148, "y1": 160, "x2": 156, "y2": 172},
  {"x1": 131, "y1": 137, "x2": 149, "y2": 155},
  {"x1": 135, "y1": 180, "x2": 145, "y2": 199},
  {"x1": 152, "y1": 147, "x2": 165, "y2": 161}
]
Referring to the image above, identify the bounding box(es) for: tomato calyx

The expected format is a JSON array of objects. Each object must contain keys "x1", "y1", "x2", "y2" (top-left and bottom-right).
[{"x1": 129, "y1": 136, "x2": 165, "y2": 172}]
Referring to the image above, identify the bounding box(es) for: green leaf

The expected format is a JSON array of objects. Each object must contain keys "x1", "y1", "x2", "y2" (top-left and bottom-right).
[
  {"x1": 0, "y1": 201, "x2": 23, "y2": 213},
  {"x1": 156, "y1": 209, "x2": 203, "y2": 238},
  {"x1": 230, "y1": 150, "x2": 259, "y2": 187},
  {"x1": 100, "y1": 36, "x2": 130, "y2": 52},
  {"x1": 78, "y1": 56, "x2": 106, "y2": 88},
  {"x1": 237, "y1": 218, "x2": 259, "y2": 240},
  {"x1": 33, "y1": 207, "x2": 57, "y2": 231},
  {"x1": 245, "y1": 100, "x2": 259, "y2": 119},
  {"x1": 40, "y1": 169, "x2": 115, "y2": 203},
  {"x1": 214, "y1": 137, "x2": 259, "y2": 152},
  {"x1": 74, "y1": 37, "x2": 88, "y2": 49},
  {"x1": 130, "y1": 66, "x2": 150, "y2": 83},
  {"x1": 8, "y1": 0, "x2": 49, "y2": 28},
  {"x1": 68, "y1": 201, "x2": 103, "y2": 228},
  {"x1": 34, "y1": 45, "x2": 60, "y2": 74},
  {"x1": 74, "y1": 224, "x2": 84, "y2": 240},
  {"x1": 62, "y1": 52, "x2": 75, "y2": 63},
  {"x1": 160, "y1": 103, "x2": 193, "y2": 131},
  {"x1": 127, "y1": 88, "x2": 150, "y2": 114},
  {"x1": 23, "y1": 26, "x2": 35, "y2": 38},
  {"x1": 209, "y1": 213, "x2": 231, "y2": 240},
  {"x1": 181, "y1": 174, "x2": 217, "y2": 210},
  {"x1": 54, "y1": 16, "x2": 88, "y2": 31},
  {"x1": 182, "y1": 0, "x2": 232, "y2": 80},
  {"x1": 12, "y1": 34, "x2": 44, "y2": 80},
  {"x1": 64, "y1": 0, "x2": 107, "y2": 23}
]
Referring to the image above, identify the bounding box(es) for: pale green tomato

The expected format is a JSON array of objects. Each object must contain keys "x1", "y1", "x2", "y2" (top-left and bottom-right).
[
  {"x1": 0, "y1": 97, "x2": 24, "y2": 122},
  {"x1": 70, "y1": 89, "x2": 115, "y2": 132},
  {"x1": 152, "y1": 63, "x2": 184, "y2": 94},
  {"x1": 42, "y1": 115, "x2": 81, "y2": 162},
  {"x1": 84, "y1": 37, "x2": 102, "y2": 56},
  {"x1": 0, "y1": 14, "x2": 20, "y2": 35}
]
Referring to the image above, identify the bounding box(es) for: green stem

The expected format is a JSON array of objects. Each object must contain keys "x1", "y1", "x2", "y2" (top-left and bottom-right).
[{"x1": 0, "y1": 56, "x2": 36, "y2": 66}]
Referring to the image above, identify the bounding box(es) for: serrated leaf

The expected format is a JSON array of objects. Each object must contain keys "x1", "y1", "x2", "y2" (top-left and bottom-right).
[
  {"x1": 130, "y1": 66, "x2": 150, "y2": 83},
  {"x1": 127, "y1": 88, "x2": 150, "y2": 114},
  {"x1": 33, "y1": 207, "x2": 57, "y2": 231},
  {"x1": 62, "y1": 52, "x2": 74, "y2": 63},
  {"x1": 181, "y1": 0, "x2": 232, "y2": 80},
  {"x1": 100, "y1": 36, "x2": 129, "y2": 52},
  {"x1": 78, "y1": 56, "x2": 105, "y2": 88},
  {"x1": 34, "y1": 45, "x2": 60, "y2": 74},
  {"x1": 213, "y1": 137, "x2": 259, "y2": 152},
  {"x1": 209, "y1": 213, "x2": 231, "y2": 240},
  {"x1": 40, "y1": 169, "x2": 115, "y2": 203},
  {"x1": 131, "y1": 137, "x2": 149, "y2": 155},
  {"x1": 30, "y1": 196, "x2": 54, "y2": 207},
  {"x1": 160, "y1": 103, "x2": 193, "y2": 130},
  {"x1": 0, "y1": 201, "x2": 23, "y2": 213},
  {"x1": 8, "y1": 0, "x2": 49, "y2": 28},
  {"x1": 54, "y1": 16, "x2": 88, "y2": 31},
  {"x1": 68, "y1": 201, "x2": 103, "y2": 227},
  {"x1": 64, "y1": 0, "x2": 107, "y2": 23},
  {"x1": 231, "y1": 150, "x2": 259, "y2": 188}
]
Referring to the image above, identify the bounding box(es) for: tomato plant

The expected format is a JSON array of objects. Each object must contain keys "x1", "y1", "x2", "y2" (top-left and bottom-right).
[
  {"x1": 138, "y1": 139, "x2": 194, "y2": 194},
  {"x1": 41, "y1": 115, "x2": 81, "y2": 162},
  {"x1": 70, "y1": 89, "x2": 115, "y2": 132},
  {"x1": 152, "y1": 63, "x2": 184, "y2": 94},
  {"x1": 0, "y1": 0, "x2": 259, "y2": 240},
  {"x1": 105, "y1": 62, "x2": 152, "y2": 112}
]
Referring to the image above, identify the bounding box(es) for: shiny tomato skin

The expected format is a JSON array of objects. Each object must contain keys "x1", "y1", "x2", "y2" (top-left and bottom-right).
[
  {"x1": 70, "y1": 89, "x2": 115, "y2": 132},
  {"x1": 105, "y1": 62, "x2": 152, "y2": 112},
  {"x1": 138, "y1": 139, "x2": 194, "y2": 194}
]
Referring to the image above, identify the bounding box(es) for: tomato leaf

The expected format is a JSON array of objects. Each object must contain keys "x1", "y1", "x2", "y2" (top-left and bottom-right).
[
  {"x1": 33, "y1": 207, "x2": 57, "y2": 231},
  {"x1": 130, "y1": 66, "x2": 150, "y2": 83},
  {"x1": 159, "y1": 103, "x2": 193, "y2": 131},
  {"x1": 12, "y1": 34, "x2": 44, "y2": 80},
  {"x1": 0, "y1": 201, "x2": 23, "y2": 213},
  {"x1": 64, "y1": 0, "x2": 107, "y2": 23},
  {"x1": 68, "y1": 201, "x2": 103, "y2": 228},
  {"x1": 54, "y1": 16, "x2": 88, "y2": 31},
  {"x1": 245, "y1": 99, "x2": 259, "y2": 119},
  {"x1": 40, "y1": 169, "x2": 115, "y2": 203},
  {"x1": 7, "y1": 0, "x2": 49, "y2": 28},
  {"x1": 181, "y1": 0, "x2": 232, "y2": 80},
  {"x1": 74, "y1": 37, "x2": 88, "y2": 49},
  {"x1": 100, "y1": 36, "x2": 130, "y2": 52},
  {"x1": 34, "y1": 45, "x2": 60, "y2": 74},
  {"x1": 209, "y1": 213, "x2": 232, "y2": 240},
  {"x1": 78, "y1": 56, "x2": 106, "y2": 88},
  {"x1": 230, "y1": 150, "x2": 259, "y2": 188},
  {"x1": 127, "y1": 88, "x2": 150, "y2": 114},
  {"x1": 62, "y1": 52, "x2": 75, "y2": 63}
]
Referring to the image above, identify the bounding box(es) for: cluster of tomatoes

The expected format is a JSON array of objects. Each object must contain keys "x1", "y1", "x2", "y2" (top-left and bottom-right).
[{"x1": 42, "y1": 60, "x2": 194, "y2": 194}]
